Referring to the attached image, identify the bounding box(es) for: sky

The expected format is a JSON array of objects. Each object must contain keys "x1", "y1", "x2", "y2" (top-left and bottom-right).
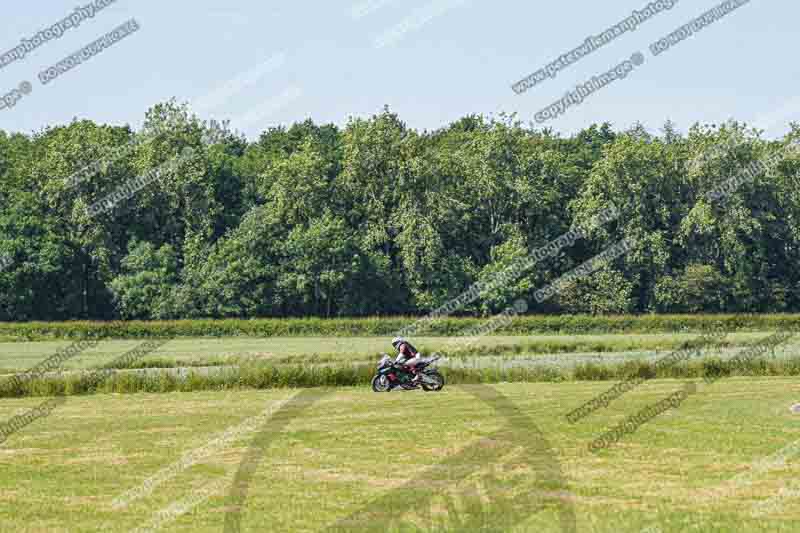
[{"x1": 0, "y1": 0, "x2": 797, "y2": 140}]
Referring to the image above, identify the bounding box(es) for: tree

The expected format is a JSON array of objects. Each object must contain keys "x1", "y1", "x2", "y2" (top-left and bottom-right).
[
  {"x1": 276, "y1": 214, "x2": 358, "y2": 317},
  {"x1": 109, "y1": 240, "x2": 180, "y2": 319},
  {"x1": 4, "y1": 105, "x2": 800, "y2": 320}
]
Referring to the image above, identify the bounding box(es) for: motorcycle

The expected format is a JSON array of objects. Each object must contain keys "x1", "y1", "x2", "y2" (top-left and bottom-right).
[{"x1": 371, "y1": 353, "x2": 445, "y2": 392}]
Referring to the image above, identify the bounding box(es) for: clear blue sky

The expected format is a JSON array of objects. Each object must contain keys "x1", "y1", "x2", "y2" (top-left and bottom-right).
[{"x1": 0, "y1": 0, "x2": 796, "y2": 140}]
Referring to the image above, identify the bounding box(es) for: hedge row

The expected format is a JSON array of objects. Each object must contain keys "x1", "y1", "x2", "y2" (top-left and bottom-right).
[{"x1": 1, "y1": 314, "x2": 800, "y2": 341}]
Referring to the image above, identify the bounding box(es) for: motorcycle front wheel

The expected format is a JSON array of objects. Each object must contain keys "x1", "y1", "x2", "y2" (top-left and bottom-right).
[
  {"x1": 421, "y1": 371, "x2": 445, "y2": 392},
  {"x1": 372, "y1": 374, "x2": 391, "y2": 392}
]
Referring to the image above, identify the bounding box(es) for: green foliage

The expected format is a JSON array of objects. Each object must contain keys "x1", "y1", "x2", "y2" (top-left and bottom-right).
[
  {"x1": 2, "y1": 108, "x2": 800, "y2": 320},
  {"x1": 555, "y1": 268, "x2": 635, "y2": 315},
  {"x1": 0, "y1": 314, "x2": 798, "y2": 341},
  {"x1": 654, "y1": 264, "x2": 730, "y2": 312},
  {"x1": 475, "y1": 232, "x2": 534, "y2": 314},
  {"x1": 109, "y1": 239, "x2": 179, "y2": 319}
]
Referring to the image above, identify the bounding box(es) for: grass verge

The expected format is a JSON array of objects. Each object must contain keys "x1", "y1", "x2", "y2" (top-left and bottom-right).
[{"x1": 3, "y1": 356, "x2": 800, "y2": 398}]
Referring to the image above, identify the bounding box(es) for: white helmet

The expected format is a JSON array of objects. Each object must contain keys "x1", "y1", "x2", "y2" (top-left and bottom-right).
[{"x1": 391, "y1": 336, "x2": 405, "y2": 349}]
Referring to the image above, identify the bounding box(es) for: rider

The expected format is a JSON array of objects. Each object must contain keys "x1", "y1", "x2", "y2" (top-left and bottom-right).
[{"x1": 392, "y1": 336, "x2": 422, "y2": 384}]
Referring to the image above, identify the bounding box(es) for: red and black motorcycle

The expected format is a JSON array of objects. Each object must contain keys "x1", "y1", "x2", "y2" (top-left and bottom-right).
[{"x1": 371, "y1": 354, "x2": 445, "y2": 392}]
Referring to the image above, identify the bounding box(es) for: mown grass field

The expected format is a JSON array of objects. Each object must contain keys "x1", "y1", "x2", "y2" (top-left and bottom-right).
[
  {"x1": 2, "y1": 379, "x2": 800, "y2": 532},
  {"x1": 2, "y1": 320, "x2": 800, "y2": 531}
]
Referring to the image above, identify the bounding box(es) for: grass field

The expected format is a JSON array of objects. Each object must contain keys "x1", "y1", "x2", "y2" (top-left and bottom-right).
[
  {"x1": 2, "y1": 379, "x2": 800, "y2": 532},
  {"x1": 2, "y1": 325, "x2": 800, "y2": 531},
  {"x1": 2, "y1": 332, "x2": 799, "y2": 400},
  {"x1": 0, "y1": 332, "x2": 784, "y2": 374}
]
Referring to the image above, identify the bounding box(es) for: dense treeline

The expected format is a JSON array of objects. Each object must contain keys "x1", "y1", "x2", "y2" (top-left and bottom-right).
[{"x1": 1, "y1": 101, "x2": 799, "y2": 321}]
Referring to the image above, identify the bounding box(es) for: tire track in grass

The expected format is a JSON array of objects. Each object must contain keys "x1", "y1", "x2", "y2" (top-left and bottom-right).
[{"x1": 221, "y1": 384, "x2": 577, "y2": 532}]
